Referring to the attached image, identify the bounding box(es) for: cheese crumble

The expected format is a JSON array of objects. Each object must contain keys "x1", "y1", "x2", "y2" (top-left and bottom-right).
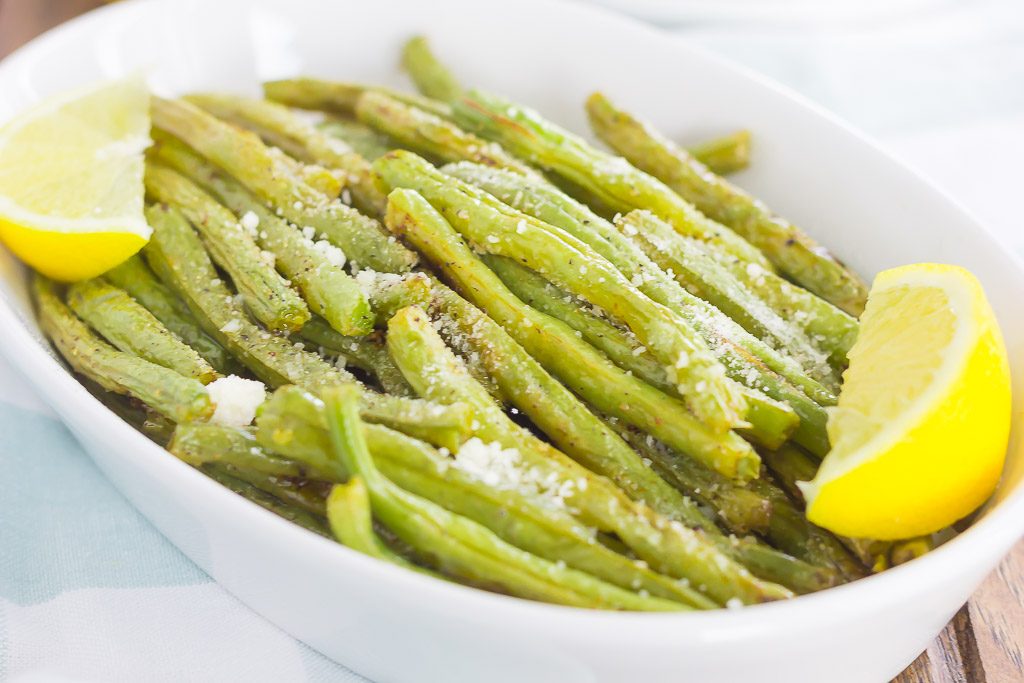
[
  {"x1": 240, "y1": 211, "x2": 260, "y2": 233},
  {"x1": 208, "y1": 375, "x2": 266, "y2": 426}
]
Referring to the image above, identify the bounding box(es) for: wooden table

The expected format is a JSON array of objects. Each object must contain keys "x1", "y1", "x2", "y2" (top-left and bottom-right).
[
  {"x1": 1, "y1": 1, "x2": 1022, "y2": 681},
  {"x1": 896, "y1": 543, "x2": 1024, "y2": 683}
]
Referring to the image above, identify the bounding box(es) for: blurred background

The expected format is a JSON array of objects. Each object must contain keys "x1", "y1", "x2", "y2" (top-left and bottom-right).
[{"x1": 0, "y1": 0, "x2": 1020, "y2": 681}]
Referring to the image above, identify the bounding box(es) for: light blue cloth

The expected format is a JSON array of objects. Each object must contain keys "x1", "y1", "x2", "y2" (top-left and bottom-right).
[
  {"x1": 2, "y1": 0, "x2": 1022, "y2": 680},
  {"x1": 0, "y1": 384, "x2": 363, "y2": 682}
]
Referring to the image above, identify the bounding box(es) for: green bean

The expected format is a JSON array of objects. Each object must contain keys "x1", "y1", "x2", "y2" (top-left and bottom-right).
[
  {"x1": 142, "y1": 413, "x2": 176, "y2": 444},
  {"x1": 144, "y1": 202, "x2": 342, "y2": 390},
  {"x1": 385, "y1": 190, "x2": 760, "y2": 480},
  {"x1": 890, "y1": 538, "x2": 934, "y2": 566},
  {"x1": 257, "y1": 388, "x2": 712, "y2": 607},
  {"x1": 484, "y1": 254, "x2": 667, "y2": 382},
  {"x1": 145, "y1": 163, "x2": 311, "y2": 333},
  {"x1": 426, "y1": 320, "x2": 508, "y2": 404},
  {"x1": 606, "y1": 422, "x2": 840, "y2": 593},
  {"x1": 760, "y1": 443, "x2": 899, "y2": 572},
  {"x1": 376, "y1": 453, "x2": 709, "y2": 607},
  {"x1": 377, "y1": 152, "x2": 746, "y2": 433},
  {"x1": 169, "y1": 422, "x2": 331, "y2": 517},
  {"x1": 298, "y1": 318, "x2": 414, "y2": 396},
  {"x1": 34, "y1": 275, "x2": 212, "y2": 423},
  {"x1": 152, "y1": 135, "x2": 374, "y2": 336},
  {"x1": 442, "y1": 161, "x2": 836, "y2": 402},
  {"x1": 585, "y1": 93, "x2": 867, "y2": 315},
  {"x1": 185, "y1": 93, "x2": 388, "y2": 219},
  {"x1": 220, "y1": 465, "x2": 329, "y2": 517},
  {"x1": 83, "y1": 376, "x2": 176, "y2": 445},
  {"x1": 143, "y1": 203, "x2": 471, "y2": 449},
  {"x1": 617, "y1": 209, "x2": 837, "y2": 390},
  {"x1": 201, "y1": 464, "x2": 329, "y2": 537},
  {"x1": 152, "y1": 97, "x2": 323, "y2": 209},
  {"x1": 151, "y1": 96, "x2": 416, "y2": 274},
  {"x1": 843, "y1": 539, "x2": 893, "y2": 573},
  {"x1": 430, "y1": 281, "x2": 660, "y2": 464},
  {"x1": 425, "y1": 299, "x2": 820, "y2": 594},
  {"x1": 451, "y1": 90, "x2": 769, "y2": 269},
  {"x1": 77, "y1": 374, "x2": 159, "y2": 437},
  {"x1": 761, "y1": 442, "x2": 820, "y2": 501},
  {"x1": 105, "y1": 255, "x2": 232, "y2": 373},
  {"x1": 484, "y1": 254, "x2": 798, "y2": 450},
  {"x1": 606, "y1": 428, "x2": 847, "y2": 593},
  {"x1": 184, "y1": 97, "x2": 319, "y2": 165},
  {"x1": 401, "y1": 35, "x2": 463, "y2": 104},
  {"x1": 67, "y1": 278, "x2": 217, "y2": 383},
  {"x1": 281, "y1": 148, "x2": 343, "y2": 198},
  {"x1": 613, "y1": 423, "x2": 770, "y2": 535},
  {"x1": 705, "y1": 243, "x2": 859, "y2": 368},
  {"x1": 745, "y1": 476, "x2": 867, "y2": 582},
  {"x1": 322, "y1": 384, "x2": 684, "y2": 610},
  {"x1": 356, "y1": 91, "x2": 538, "y2": 177},
  {"x1": 327, "y1": 477, "x2": 427, "y2": 570},
  {"x1": 383, "y1": 303, "x2": 791, "y2": 604},
  {"x1": 254, "y1": 387, "x2": 348, "y2": 478},
  {"x1": 401, "y1": 42, "x2": 751, "y2": 176},
  {"x1": 343, "y1": 338, "x2": 409, "y2": 392},
  {"x1": 169, "y1": 421, "x2": 320, "y2": 478},
  {"x1": 725, "y1": 535, "x2": 841, "y2": 594},
  {"x1": 353, "y1": 269, "x2": 433, "y2": 327},
  {"x1": 264, "y1": 77, "x2": 452, "y2": 119},
  {"x1": 721, "y1": 437, "x2": 856, "y2": 576},
  {"x1": 387, "y1": 300, "x2": 711, "y2": 526},
  {"x1": 411, "y1": 290, "x2": 835, "y2": 589},
  {"x1": 739, "y1": 391, "x2": 801, "y2": 452},
  {"x1": 318, "y1": 118, "x2": 395, "y2": 161},
  {"x1": 442, "y1": 161, "x2": 833, "y2": 455},
  {"x1": 688, "y1": 130, "x2": 751, "y2": 176}
]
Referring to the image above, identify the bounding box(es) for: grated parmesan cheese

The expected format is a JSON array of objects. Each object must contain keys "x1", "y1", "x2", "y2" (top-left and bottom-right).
[
  {"x1": 355, "y1": 269, "x2": 403, "y2": 298},
  {"x1": 452, "y1": 438, "x2": 574, "y2": 509},
  {"x1": 313, "y1": 239, "x2": 346, "y2": 267},
  {"x1": 219, "y1": 319, "x2": 242, "y2": 334},
  {"x1": 240, "y1": 211, "x2": 260, "y2": 234},
  {"x1": 208, "y1": 375, "x2": 266, "y2": 426}
]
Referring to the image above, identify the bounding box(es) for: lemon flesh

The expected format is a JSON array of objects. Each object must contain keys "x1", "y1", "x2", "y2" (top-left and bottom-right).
[
  {"x1": 803, "y1": 263, "x2": 1011, "y2": 540},
  {"x1": 0, "y1": 76, "x2": 151, "y2": 281}
]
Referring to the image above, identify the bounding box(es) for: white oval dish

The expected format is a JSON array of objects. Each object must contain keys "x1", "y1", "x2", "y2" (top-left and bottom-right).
[{"x1": 1, "y1": 1, "x2": 1022, "y2": 681}]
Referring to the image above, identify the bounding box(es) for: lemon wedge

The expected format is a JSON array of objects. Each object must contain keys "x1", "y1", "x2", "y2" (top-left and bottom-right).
[
  {"x1": 0, "y1": 76, "x2": 151, "y2": 281},
  {"x1": 803, "y1": 263, "x2": 1011, "y2": 539}
]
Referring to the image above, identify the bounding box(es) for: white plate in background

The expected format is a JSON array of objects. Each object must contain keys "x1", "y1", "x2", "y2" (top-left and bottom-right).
[{"x1": 583, "y1": 0, "x2": 949, "y2": 25}]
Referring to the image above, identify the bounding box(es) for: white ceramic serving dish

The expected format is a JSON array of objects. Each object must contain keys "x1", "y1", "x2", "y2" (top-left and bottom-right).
[{"x1": 1, "y1": 0, "x2": 1022, "y2": 681}]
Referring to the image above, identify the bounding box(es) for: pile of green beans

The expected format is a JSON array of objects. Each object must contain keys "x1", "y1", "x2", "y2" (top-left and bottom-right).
[{"x1": 32, "y1": 34, "x2": 937, "y2": 613}]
